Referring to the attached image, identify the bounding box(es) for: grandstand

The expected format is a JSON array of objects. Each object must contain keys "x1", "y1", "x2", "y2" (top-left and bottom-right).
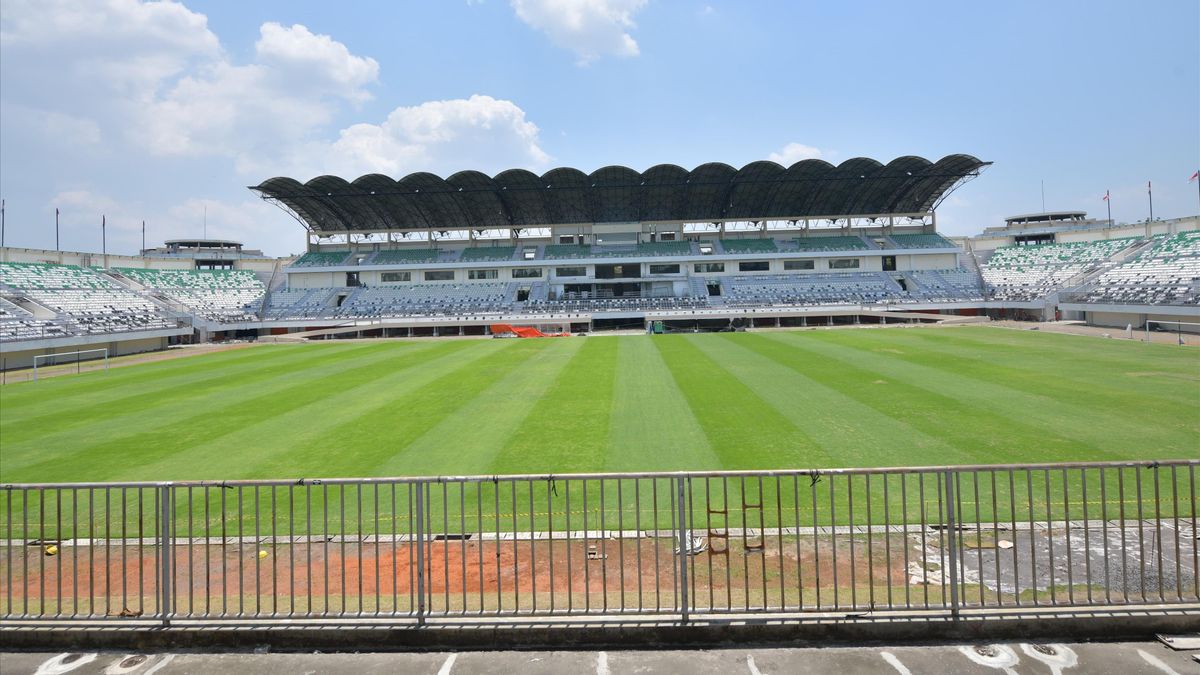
[
  {"x1": 3, "y1": 154, "x2": 1199, "y2": 368},
  {"x1": 115, "y1": 267, "x2": 265, "y2": 322},
  {"x1": 980, "y1": 238, "x2": 1139, "y2": 301},
  {"x1": 0, "y1": 263, "x2": 177, "y2": 336},
  {"x1": 1067, "y1": 231, "x2": 1200, "y2": 306}
]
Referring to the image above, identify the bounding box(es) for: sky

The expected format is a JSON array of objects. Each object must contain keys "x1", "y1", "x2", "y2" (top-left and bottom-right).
[{"x1": 1, "y1": 0, "x2": 1197, "y2": 257}]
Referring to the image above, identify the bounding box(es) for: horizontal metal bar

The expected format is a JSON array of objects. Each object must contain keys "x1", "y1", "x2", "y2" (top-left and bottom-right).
[{"x1": 3, "y1": 459, "x2": 1196, "y2": 490}]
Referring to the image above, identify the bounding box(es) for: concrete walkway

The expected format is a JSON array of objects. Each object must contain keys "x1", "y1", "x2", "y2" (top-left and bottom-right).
[{"x1": 5, "y1": 640, "x2": 1198, "y2": 675}]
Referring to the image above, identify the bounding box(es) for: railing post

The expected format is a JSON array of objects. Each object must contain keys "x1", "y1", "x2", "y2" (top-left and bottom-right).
[
  {"x1": 676, "y1": 476, "x2": 689, "y2": 623},
  {"x1": 414, "y1": 480, "x2": 426, "y2": 625},
  {"x1": 158, "y1": 484, "x2": 173, "y2": 627},
  {"x1": 943, "y1": 470, "x2": 959, "y2": 620}
]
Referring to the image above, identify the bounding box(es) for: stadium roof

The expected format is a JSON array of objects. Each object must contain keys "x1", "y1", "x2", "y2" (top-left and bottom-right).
[{"x1": 251, "y1": 155, "x2": 989, "y2": 233}]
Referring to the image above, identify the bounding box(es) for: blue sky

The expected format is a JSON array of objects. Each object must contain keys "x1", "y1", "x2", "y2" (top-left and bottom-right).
[{"x1": 2, "y1": 1, "x2": 1197, "y2": 256}]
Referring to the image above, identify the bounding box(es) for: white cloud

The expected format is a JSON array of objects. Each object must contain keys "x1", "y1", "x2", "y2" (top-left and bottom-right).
[
  {"x1": 510, "y1": 0, "x2": 647, "y2": 64},
  {"x1": 768, "y1": 142, "x2": 824, "y2": 165},
  {"x1": 2, "y1": 2, "x2": 378, "y2": 170},
  {"x1": 1, "y1": 2, "x2": 549, "y2": 256},
  {"x1": 140, "y1": 21, "x2": 378, "y2": 164},
  {"x1": 324, "y1": 95, "x2": 550, "y2": 177}
]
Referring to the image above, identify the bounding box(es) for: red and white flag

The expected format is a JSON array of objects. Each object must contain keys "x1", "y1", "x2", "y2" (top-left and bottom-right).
[
  {"x1": 1190, "y1": 170, "x2": 1199, "y2": 182},
  {"x1": 1102, "y1": 191, "x2": 1109, "y2": 201}
]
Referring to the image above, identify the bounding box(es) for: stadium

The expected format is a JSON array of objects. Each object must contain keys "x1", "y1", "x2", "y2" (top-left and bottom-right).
[
  {"x1": 2, "y1": 154, "x2": 1198, "y2": 646},
  {"x1": 1, "y1": 2, "x2": 1198, "y2": 669}
]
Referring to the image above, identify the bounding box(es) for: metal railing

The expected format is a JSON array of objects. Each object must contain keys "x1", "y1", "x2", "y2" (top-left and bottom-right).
[{"x1": 1, "y1": 460, "x2": 1196, "y2": 625}]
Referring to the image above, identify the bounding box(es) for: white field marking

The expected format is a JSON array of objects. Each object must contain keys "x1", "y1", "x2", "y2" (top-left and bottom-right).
[
  {"x1": 956, "y1": 644, "x2": 1020, "y2": 674},
  {"x1": 35, "y1": 653, "x2": 99, "y2": 675},
  {"x1": 1137, "y1": 649, "x2": 1181, "y2": 675},
  {"x1": 1019, "y1": 644, "x2": 1078, "y2": 675},
  {"x1": 142, "y1": 655, "x2": 176, "y2": 675},
  {"x1": 597, "y1": 651, "x2": 610, "y2": 675},
  {"x1": 879, "y1": 652, "x2": 911, "y2": 675},
  {"x1": 746, "y1": 654, "x2": 765, "y2": 675},
  {"x1": 437, "y1": 653, "x2": 458, "y2": 675}
]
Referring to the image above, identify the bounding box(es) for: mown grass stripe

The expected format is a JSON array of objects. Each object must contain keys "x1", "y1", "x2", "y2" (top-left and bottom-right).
[
  {"x1": 382, "y1": 337, "x2": 583, "y2": 477},
  {"x1": 882, "y1": 327, "x2": 1200, "y2": 407},
  {"x1": 2, "y1": 340, "x2": 466, "y2": 480},
  {"x1": 604, "y1": 336, "x2": 722, "y2": 471},
  {"x1": 813, "y1": 328, "x2": 1200, "y2": 440},
  {"x1": 0, "y1": 343, "x2": 360, "y2": 417},
  {"x1": 762, "y1": 331, "x2": 1127, "y2": 463},
  {"x1": 0, "y1": 342, "x2": 387, "y2": 439},
  {"x1": 292, "y1": 340, "x2": 551, "y2": 477},
  {"x1": 491, "y1": 337, "x2": 620, "y2": 473},
  {"x1": 124, "y1": 340, "x2": 501, "y2": 481},
  {"x1": 655, "y1": 335, "x2": 825, "y2": 469},
  {"x1": 695, "y1": 333, "x2": 964, "y2": 467}
]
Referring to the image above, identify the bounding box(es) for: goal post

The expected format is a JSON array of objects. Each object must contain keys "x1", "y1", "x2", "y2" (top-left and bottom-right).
[
  {"x1": 32, "y1": 348, "x2": 109, "y2": 381},
  {"x1": 1145, "y1": 320, "x2": 1200, "y2": 345}
]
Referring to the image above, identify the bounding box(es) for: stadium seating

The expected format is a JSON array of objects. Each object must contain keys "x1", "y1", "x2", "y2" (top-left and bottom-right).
[
  {"x1": 1076, "y1": 232, "x2": 1200, "y2": 305},
  {"x1": 368, "y1": 249, "x2": 441, "y2": 265},
  {"x1": 544, "y1": 244, "x2": 593, "y2": 259},
  {"x1": 116, "y1": 268, "x2": 265, "y2": 322},
  {"x1": 720, "y1": 239, "x2": 779, "y2": 254},
  {"x1": 721, "y1": 272, "x2": 899, "y2": 307},
  {"x1": 634, "y1": 241, "x2": 691, "y2": 257},
  {"x1": 290, "y1": 251, "x2": 351, "y2": 267},
  {"x1": 907, "y1": 268, "x2": 986, "y2": 301},
  {"x1": 264, "y1": 288, "x2": 334, "y2": 319},
  {"x1": 0, "y1": 296, "x2": 72, "y2": 343},
  {"x1": 0, "y1": 262, "x2": 175, "y2": 335},
  {"x1": 792, "y1": 236, "x2": 870, "y2": 252},
  {"x1": 460, "y1": 247, "x2": 517, "y2": 262},
  {"x1": 981, "y1": 238, "x2": 1138, "y2": 301},
  {"x1": 888, "y1": 233, "x2": 957, "y2": 249},
  {"x1": 336, "y1": 283, "x2": 513, "y2": 318}
]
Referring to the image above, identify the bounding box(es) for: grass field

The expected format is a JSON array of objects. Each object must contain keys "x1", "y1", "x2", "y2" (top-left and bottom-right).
[{"x1": 2, "y1": 326, "x2": 1197, "y2": 484}]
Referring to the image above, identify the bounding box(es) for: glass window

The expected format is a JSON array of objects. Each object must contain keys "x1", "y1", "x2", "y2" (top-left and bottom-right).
[
  {"x1": 694, "y1": 262, "x2": 724, "y2": 273},
  {"x1": 424, "y1": 270, "x2": 455, "y2": 281},
  {"x1": 783, "y1": 259, "x2": 815, "y2": 271},
  {"x1": 739, "y1": 261, "x2": 770, "y2": 272},
  {"x1": 468, "y1": 269, "x2": 498, "y2": 280},
  {"x1": 381, "y1": 272, "x2": 411, "y2": 282},
  {"x1": 648, "y1": 263, "x2": 680, "y2": 274},
  {"x1": 512, "y1": 268, "x2": 543, "y2": 278},
  {"x1": 829, "y1": 258, "x2": 861, "y2": 269},
  {"x1": 555, "y1": 266, "x2": 586, "y2": 277}
]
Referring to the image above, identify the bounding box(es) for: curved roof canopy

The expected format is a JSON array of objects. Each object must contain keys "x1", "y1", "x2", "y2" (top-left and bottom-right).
[{"x1": 251, "y1": 155, "x2": 989, "y2": 233}]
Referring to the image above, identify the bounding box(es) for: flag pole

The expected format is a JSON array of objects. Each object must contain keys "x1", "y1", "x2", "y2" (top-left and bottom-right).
[
  {"x1": 1105, "y1": 190, "x2": 1112, "y2": 226},
  {"x1": 1, "y1": 199, "x2": 5, "y2": 250},
  {"x1": 142, "y1": 220, "x2": 146, "y2": 253},
  {"x1": 1147, "y1": 181, "x2": 1154, "y2": 222},
  {"x1": 55, "y1": 208, "x2": 60, "y2": 251},
  {"x1": 102, "y1": 214, "x2": 107, "y2": 268}
]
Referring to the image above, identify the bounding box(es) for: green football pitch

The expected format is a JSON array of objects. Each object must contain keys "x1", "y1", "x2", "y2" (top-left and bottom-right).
[{"x1": 1, "y1": 326, "x2": 1197, "y2": 484}]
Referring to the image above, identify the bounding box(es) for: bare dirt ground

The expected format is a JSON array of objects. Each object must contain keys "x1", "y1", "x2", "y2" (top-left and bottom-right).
[
  {"x1": 0, "y1": 535, "x2": 912, "y2": 616},
  {"x1": 0, "y1": 342, "x2": 260, "y2": 384},
  {"x1": 989, "y1": 319, "x2": 1200, "y2": 346}
]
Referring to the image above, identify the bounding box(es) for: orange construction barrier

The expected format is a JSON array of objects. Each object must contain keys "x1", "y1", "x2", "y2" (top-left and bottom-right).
[{"x1": 490, "y1": 324, "x2": 569, "y2": 338}]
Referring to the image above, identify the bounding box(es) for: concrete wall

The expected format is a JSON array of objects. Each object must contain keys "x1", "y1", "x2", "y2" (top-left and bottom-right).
[
  {"x1": 0, "y1": 335, "x2": 169, "y2": 370},
  {"x1": 1085, "y1": 310, "x2": 1200, "y2": 333}
]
